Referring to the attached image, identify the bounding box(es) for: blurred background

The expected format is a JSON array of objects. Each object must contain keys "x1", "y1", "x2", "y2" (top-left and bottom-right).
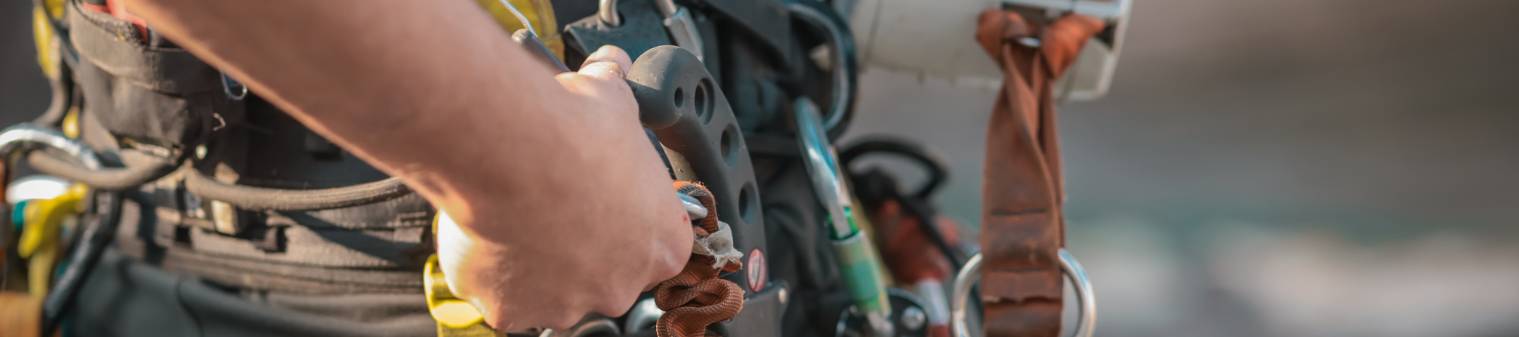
[
  {"x1": 846, "y1": 0, "x2": 1519, "y2": 336},
  {"x1": 3, "y1": 0, "x2": 1517, "y2": 336}
]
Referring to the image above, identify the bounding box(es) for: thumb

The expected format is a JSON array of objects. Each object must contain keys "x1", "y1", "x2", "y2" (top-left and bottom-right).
[{"x1": 577, "y1": 45, "x2": 634, "y2": 82}]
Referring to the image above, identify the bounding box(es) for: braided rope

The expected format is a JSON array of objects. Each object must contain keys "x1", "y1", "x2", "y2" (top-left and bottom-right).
[{"x1": 657, "y1": 182, "x2": 745, "y2": 337}]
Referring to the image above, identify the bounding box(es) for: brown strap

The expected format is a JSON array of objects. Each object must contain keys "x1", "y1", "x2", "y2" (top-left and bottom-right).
[
  {"x1": 975, "y1": 10, "x2": 1104, "y2": 337},
  {"x1": 0, "y1": 292, "x2": 43, "y2": 337}
]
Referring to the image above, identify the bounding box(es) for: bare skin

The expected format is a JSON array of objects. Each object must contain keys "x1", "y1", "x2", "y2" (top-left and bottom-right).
[{"x1": 123, "y1": 0, "x2": 692, "y2": 330}]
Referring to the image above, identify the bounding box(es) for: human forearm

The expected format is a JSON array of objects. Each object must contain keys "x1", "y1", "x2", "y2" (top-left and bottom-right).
[
  {"x1": 123, "y1": 2, "x2": 692, "y2": 328},
  {"x1": 125, "y1": 0, "x2": 589, "y2": 225}
]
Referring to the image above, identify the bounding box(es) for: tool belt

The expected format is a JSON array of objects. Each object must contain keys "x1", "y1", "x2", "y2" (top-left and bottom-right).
[
  {"x1": 53, "y1": 0, "x2": 435, "y2": 293},
  {"x1": 28, "y1": 0, "x2": 574, "y2": 295}
]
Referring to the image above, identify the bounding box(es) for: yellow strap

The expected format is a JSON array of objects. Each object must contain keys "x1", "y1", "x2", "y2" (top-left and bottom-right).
[
  {"x1": 32, "y1": 0, "x2": 64, "y2": 79},
  {"x1": 61, "y1": 107, "x2": 80, "y2": 139},
  {"x1": 426, "y1": 255, "x2": 499, "y2": 337},
  {"x1": 476, "y1": 0, "x2": 564, "y2": 59},
  {"x1": 32, "y1": 7, "x2": 58, "y2": 79},
  {"x1": 17, "y1": 185, "x2": 87, "y2": 296},
  {"x1": 427, "y1": 211, "x2": 500, "y2": 336}
]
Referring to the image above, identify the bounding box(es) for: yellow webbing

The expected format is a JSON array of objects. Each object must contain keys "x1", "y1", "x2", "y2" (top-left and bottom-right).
[
  {"x1": 477, "y1": 0, "x2": 564, "y2": 58},
  {"x1": 32, "y1": 7, "x2": 58, "y2": 79},
  {"x1": 17, "y1": 185, "x2": 87, "y2": 297},
  {"x1": 428, "y1": 210, "x2": 505, "y2": 336},
  {"x1": 426, "y1": 254, "x2": 499, "y2": 337}
]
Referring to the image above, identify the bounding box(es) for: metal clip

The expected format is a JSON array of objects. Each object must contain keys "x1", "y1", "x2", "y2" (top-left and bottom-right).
[
  {"x1": 0, "y1": 124, "x2": 100, "y2": 169},
  {"x1": 678, "y1": 191, "x2": 708, "y2": 219},
  {"x1": 787, "y1": 2, "x2": 855, "y2": 133},
  {"x1": 220, "y1": 72, "x2": 248, "y2": 101},
  {"x1": 950, "y1": 249, "x2": 1096, "y2": 337},
  {"x1": 657, "y1": 0, "x2": 705, "y2": 61}
]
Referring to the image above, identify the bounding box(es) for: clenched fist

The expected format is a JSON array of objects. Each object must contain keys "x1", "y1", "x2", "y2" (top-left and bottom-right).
[{"x1": 435, "y1": 46, "x2": 693, "y2": 331}]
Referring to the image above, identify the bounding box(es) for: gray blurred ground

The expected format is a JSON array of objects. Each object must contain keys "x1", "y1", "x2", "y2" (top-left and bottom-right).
[{"x1": 3, "y1": 1, "x2": 1517, "y2": 336}]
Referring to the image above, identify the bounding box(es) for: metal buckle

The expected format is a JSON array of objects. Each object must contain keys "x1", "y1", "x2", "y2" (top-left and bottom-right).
[
  {"x1": 0, "y1": 124, "x2": 101, "y2": 169},
  {"x1": 951, "y1": 248, "x2": 1096, "y2": 337}
]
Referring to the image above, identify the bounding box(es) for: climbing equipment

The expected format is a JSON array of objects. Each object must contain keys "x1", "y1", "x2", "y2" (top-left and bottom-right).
[
  {"x1": 424, "y1": 214, "x2": 491, "y2": 337},
  {"x1": 422, "y1": 185, "x2": 740, "y2": 337},
  {"x1": 655, "y1": 182, "x2": 745, "y2": 337},
  {"x1": 596, "y1": 0, "x2": 703, "y2": 61},
  {"x1": 7, "y1": 0, "x2": 1126, "y2": 336},
  {"x1": 16, "y1": 184, "x2": 86, "y2": 296},
  {"x1": 795, "y1": 98, "x2": 893, "y2": 337},
  {"x1": 480, "y1": 0, "x2": 563, "y2": 58},
  {"x1": 956, "y1": 8, "x2": 1107, "y2": 337},
  {"x1": 0, "y1": 123, "x2": 126, "y2": 337},
  {"x1": 953, "y1": 250, "x2": 1095, "y2": 337},
  {"x1": 843, "y1": 136, "x2": 963, "y2": 337}
]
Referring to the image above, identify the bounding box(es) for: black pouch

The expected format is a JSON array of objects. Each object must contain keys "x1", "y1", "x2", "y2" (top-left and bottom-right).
[{"x1": 67, "y1": 2, "x2": 235, "y2": 153}]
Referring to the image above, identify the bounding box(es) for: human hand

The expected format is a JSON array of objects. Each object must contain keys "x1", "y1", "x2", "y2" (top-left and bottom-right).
[{"x1": 435, "y1": 46, "x2": 693, "y2": 331}]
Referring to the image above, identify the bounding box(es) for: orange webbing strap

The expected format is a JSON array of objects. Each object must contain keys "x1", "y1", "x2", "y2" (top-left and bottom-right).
[
  {"x1": 0, "y1": 292, "x2": 44, "y2": 337},
  {"x1": 655, "y1": 182, "x2": 743, "y2": 337},
  {"x1": 974, "y1": 10, "x2": 1104, "y2": 337}
]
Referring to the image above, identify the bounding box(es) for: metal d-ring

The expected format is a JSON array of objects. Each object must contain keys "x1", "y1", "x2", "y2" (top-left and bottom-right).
[
  {"x1": 0, "y1": 124, "x2": 101, "y2": 169},
  {"x1": 598, "y1": 0, "x2": 621, "y2": 27},
  {"x1": 951, "y1": 249, "x2": 1095, "y2": 337},
  {"x1": 787, "y1": 2, "x2": 855, "y2": 134}
]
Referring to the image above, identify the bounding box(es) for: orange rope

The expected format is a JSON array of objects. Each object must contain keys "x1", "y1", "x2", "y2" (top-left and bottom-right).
[{"x1": 657, "y1": 182, "x2": 744, "y2": 337}]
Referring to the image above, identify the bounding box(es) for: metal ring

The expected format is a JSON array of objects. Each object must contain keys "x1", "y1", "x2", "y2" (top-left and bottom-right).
[
  {"x1": 0, "y1": 124, "x2": 100, "y2": 169},
  {"x1": 598, "y1": 0, "x2": 621, "y2": 27},
  {"x1": 951, "y1": 249, "x2": 1095, "y2": 337},
  {"x1": 786, "y1": 2, "x2": 855, "y2": 134}
]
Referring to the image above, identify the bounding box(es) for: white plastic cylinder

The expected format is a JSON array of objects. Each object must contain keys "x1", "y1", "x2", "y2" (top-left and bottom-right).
[{"x1": 840, "y1": 0, "x2": 1129, "y2": 100}]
